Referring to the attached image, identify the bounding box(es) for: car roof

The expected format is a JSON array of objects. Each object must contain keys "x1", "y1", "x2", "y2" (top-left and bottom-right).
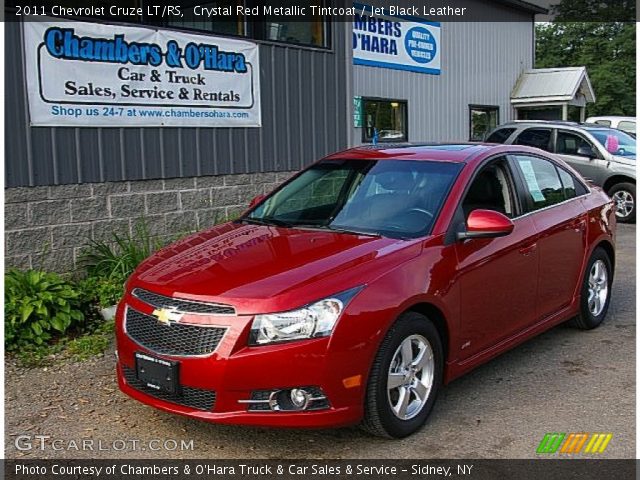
[{"x1": 323, "y1": 143, "x2": 501, "y2": 163}]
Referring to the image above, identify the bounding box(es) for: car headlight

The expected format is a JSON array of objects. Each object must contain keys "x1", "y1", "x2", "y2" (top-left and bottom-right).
[{"x1": 249, "y1": 287, "x2": 363, "y2": 345}]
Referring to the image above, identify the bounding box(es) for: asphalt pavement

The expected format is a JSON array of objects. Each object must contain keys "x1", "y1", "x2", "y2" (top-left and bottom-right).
[{"x1": 5, "y1": 224, "x2": 635, "y2": 459}]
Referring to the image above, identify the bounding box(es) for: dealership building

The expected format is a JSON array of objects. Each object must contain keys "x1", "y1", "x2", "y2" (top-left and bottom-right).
[{"x1": 5, "y1": 0, "x2": 548, "y2": 272}]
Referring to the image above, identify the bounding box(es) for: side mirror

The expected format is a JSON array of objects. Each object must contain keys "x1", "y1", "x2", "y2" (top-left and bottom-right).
[
  {"x1": 248, "y1": 194, "x2": 265, "y2": 208},
  {"x1": 457, "y1": 209, "x2": 514, "y2": 241},
  {"x1": 576, "y1": 146, "x2": 596, "y2": 158}
]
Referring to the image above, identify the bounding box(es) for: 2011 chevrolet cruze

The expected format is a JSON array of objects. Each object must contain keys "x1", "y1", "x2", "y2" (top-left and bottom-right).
[{"x1": 116, "y1": 144, "x2": 615, "y2": 438}]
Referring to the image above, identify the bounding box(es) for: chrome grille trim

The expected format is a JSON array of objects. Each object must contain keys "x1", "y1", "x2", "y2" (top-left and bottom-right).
[
  {"x1": 131, "y1": 288, "x2": 236, "y2": 316},
  {"x1": 124, "y1": 306, "x2": 227, "y2": 357}
]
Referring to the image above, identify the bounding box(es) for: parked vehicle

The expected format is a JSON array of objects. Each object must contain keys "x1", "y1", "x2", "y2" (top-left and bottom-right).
[
  {"x1": 486, "y1": 121, "x2": 636, "y2": 223},
  {"x1": 586, "y1": 116, "x2": 636, "y2": 136},
  {"x1": 116, "y1": 143, "x2": 615, "y2": 438}
]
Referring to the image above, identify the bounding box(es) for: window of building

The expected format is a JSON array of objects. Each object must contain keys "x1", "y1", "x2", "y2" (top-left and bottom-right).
[
  {"x1": 362, "y1": 99, "x2": 408, "y2": 143},
  {"x1": 514, "y1": 155, "x2": 565, "y2": 211},
  {"x1": 486, "y1": 127, "x2": 516, "y2": 144},
  {"x1": 145, "y1": 1, "x2": 329, "y2": 48},
  {"x1": 261, "y1": 20, "x2": 327, "y2": 47},
  {"x1": 515, "y1": 128, "x2": 552, "y2": 151},
  {"x1": 149, "y1": 1, "x2": 246, "y2": 36},
  {"x1": 469, "y1": 106, "x2": 499, "y2": 141}
]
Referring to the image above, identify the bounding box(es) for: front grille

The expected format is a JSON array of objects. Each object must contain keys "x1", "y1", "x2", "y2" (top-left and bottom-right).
[
  {"x1": 125, "y1": 307, "x2": 227, "y2": 356},
  {"x1": 122, "y1": 365, "x2": 216, "y2": 411},
  {"x1": 132, "y1": 288, "x2": 235, "y2": 315}
]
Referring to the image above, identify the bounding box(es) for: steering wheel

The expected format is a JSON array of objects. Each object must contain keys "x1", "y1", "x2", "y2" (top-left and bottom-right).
[
  {"x1": 383, "y1": 208, "x2": 434, "y2": 231},
  {"x1": 407, "y1": 207, "x2": 434, "y2": 219}
]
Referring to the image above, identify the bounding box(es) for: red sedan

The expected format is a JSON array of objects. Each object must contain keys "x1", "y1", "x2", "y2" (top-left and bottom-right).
[{"x1": 115, "y1": 144, "x2": 615, "y2": 438}]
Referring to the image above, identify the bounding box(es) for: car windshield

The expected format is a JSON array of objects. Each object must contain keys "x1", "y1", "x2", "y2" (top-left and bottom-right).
[
  {"x1": 587, "y1": 128, "x2": 636, "y2": 158},
  {"x1": 243, "y1": 159, "x2": 462, "y2": 239}
]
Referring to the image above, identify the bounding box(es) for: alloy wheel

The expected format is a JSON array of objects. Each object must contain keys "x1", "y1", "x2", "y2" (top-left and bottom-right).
[
  {"x1": 612, "y1": 190, "x2": 634, "y2": 219},
  {"x1": 387, "y1": 334, "x2": 434, "y2": 420},
  {"x1": 587, "y1": 259, "x2": 609, "y2": 316}
]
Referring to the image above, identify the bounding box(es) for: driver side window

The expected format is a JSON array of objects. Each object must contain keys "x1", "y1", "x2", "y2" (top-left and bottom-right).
[
  {"x1": 556, "y1": 130, "x2": 594, "y2": 155},
  {"x1": 462, "y1": 160, "x2": 516, "y2": 219}
]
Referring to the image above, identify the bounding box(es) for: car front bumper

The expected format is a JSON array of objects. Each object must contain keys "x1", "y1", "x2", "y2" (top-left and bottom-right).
[{"x1": 114, "y1": 294, "x2": 366, "y2": 428}]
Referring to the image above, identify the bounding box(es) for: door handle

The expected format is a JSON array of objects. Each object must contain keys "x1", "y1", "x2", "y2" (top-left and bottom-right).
[{"x1": 518, "y1": 243, "x2": 537, "y2": 256}]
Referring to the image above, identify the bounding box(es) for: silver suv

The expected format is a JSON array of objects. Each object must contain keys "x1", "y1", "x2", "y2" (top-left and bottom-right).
[{"x1": 486, "y1": 121, "x2": 636, "y2": 223}]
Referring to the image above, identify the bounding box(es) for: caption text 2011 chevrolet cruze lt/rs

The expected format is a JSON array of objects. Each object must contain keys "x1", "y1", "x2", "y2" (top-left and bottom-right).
[{"x1": 116, "y1": 143, "x2": 615, "y2": 438}]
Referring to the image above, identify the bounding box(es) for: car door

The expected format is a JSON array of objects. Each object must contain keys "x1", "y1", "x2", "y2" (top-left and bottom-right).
[
  {"x1": 454, "y1": 158, "x2": 539, "y2": 360},
  {"x1": 510, "y1": 154, "x2": 587, "y2": 319},
  {"x1": 514, "y1": 127, "x2": 553, "y2": 152},
  {"x1": 553, "y1": 129, "x2": 606, "y2": 185}
]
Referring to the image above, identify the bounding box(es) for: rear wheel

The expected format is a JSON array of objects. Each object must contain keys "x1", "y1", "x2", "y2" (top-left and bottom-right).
[
  {"x1": 570, "y1": 248, "x2": 613, "y2": 330},
  {"x1": 361, "y1": 312, "x2": 443, "y2": 438},
  {"x1": 608, "y1": 182, "x2": 635, "y2": 223}
]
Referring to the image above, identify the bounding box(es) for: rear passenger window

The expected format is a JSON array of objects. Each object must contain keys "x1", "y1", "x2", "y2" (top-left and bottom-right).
[
  {"x1": 594, "y1": 120, "x2": 612, "y2": 127},
  {"x1": 514, "y1": 155, "x2": 565, "y2": 210},
  {"x1": 558, "y1": 167, "x2": 588, "y2": 198},
  {"x1": 486, "y1": 128, "x2": 515, "y2": 144},
  {"x1": 514, "y1": 128, "x2": 552, "y2": 150}
]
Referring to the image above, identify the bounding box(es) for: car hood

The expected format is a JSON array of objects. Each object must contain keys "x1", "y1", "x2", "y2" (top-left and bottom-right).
[
  {"x1": 611, "y1": 155, "x2": 636, "y2": 166},
  {"x1": 130, "y1": 222, "x2": 422, "y2": 314}
]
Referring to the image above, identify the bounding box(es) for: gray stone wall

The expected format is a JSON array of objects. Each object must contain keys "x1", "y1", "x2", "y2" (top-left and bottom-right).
[{"x1": 5, "y1": 171, "x2": 296, "y2": 273}]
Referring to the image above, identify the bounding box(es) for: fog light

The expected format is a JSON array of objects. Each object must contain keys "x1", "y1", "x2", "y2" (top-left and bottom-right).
[{"x1": 290, "y1": 388, "x2": 311, "y2": 409}]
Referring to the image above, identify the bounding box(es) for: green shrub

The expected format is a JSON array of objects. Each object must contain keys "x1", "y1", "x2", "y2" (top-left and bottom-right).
[
  {"x1": 79, "y1": 275, "x2": 125, "y2": 309},
  {"x1": 5, "y1": 269, "x2": 84, "y2": 350},
  {"x1": 80, "y1": 222, "x2": 163, "y2": 280}
]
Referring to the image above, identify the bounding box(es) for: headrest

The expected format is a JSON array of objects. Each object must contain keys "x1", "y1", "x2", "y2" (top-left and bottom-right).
[{"x1": 375, "y1": 171, "x2": 415, "y2": 191}]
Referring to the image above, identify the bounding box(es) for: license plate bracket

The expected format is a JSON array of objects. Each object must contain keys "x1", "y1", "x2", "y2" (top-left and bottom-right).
[{"x1": 135, "y1": 352, "x2": 179, "y2": 394}]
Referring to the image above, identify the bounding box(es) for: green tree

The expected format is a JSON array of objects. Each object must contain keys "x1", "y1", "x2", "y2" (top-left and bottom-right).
[{"x1": 535, "y1": 22, "x2": 635, "y2": 116}]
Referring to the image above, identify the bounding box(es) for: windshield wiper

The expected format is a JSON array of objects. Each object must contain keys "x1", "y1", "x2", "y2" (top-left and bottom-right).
[
  {"x1": 240, "y1": 217, "x2": 294, "y2": 228},
  {"x1": 323, "y1": 225, "x2": 382, "y2": 238}
]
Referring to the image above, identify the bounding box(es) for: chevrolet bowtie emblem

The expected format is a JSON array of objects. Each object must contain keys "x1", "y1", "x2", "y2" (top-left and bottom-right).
[{"x1": 151, "y1": 307, "x2": 183, "y2": 326}]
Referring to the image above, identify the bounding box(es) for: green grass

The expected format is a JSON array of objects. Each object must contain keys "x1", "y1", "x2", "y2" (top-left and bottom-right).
[{"x1": 12, "y1": 321, "x2": 115, "y2": 368}]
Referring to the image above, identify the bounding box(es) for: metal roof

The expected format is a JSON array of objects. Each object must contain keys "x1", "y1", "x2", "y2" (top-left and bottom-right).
[{"x1": 511, "y1": 67, "x2": 596, "y2": 104}]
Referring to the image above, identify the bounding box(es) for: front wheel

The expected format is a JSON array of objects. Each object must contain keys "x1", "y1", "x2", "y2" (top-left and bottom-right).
[
  {"x1": 361, "y1": 312, "x2": 443, "y2": 438},
  {"x1": 608, "y1": 182, "x2": 635, "y2": 223}
]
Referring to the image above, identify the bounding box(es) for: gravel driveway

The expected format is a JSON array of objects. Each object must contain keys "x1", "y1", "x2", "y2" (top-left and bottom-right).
[{"x1": 5, "y1": 224, "x2": 635, "y2": 459}]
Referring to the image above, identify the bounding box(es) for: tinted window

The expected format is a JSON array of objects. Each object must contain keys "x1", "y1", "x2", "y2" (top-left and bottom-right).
[
  {"x1": 556, "y1": 130, "x2": 593, "y2": 155},
  {"x1": 557, "y1": 168, "x2": 577, "y2": 199},
  {"x1": 486, "y1": 128, "x2": 516, "y2": 144},
  {"x1": 618, "y1": 121, "x2": 636, "y2": 133},
  {"x1": 515, "y1": 128, "x2": 552, "y2": 150},
  {"x1": 247, "y1": 160, "x2": 462, "y2": 238},
  {"x1": 594, "y1": 120, "x2": 612, "y2": 127},
  {"x1": 514, "y1": 155, "x2": 565, "y2": 210}
]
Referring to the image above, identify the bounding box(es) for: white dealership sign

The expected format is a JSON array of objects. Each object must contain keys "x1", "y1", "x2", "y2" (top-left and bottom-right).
[
  {"x1": 353, "y1": 3, "x2": 441, "y2": 75},
  {"x1": 23, "y1": 20, "x2": 261, "y2": 127}
]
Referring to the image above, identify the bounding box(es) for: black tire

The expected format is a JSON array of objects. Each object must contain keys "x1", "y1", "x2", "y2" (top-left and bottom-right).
[
  {"x1": 608, "y1": 182, "x2": 636, "y2": 223},
  {"x1": 361, "y1": 312, "x2": 443, "y2": 438},
  {"x1": 570, "y1": 248, "x2": 613, "y2": 330}
]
